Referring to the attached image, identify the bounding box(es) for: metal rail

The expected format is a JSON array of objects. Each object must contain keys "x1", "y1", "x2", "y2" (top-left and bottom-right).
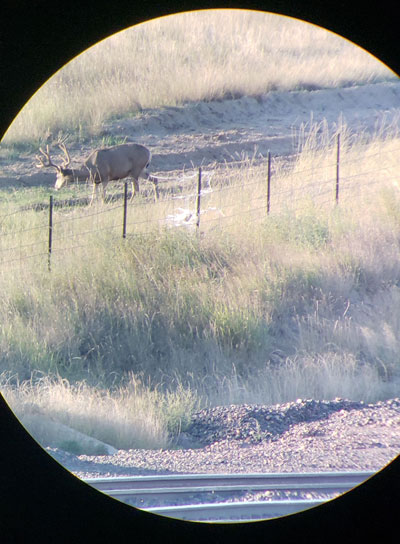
[
  {"x1": 85, "y1": 471, "x2": 374, "y2": 522},
  {"x1": 145, "y1": 499, "x2": 325, "y2": 523}
]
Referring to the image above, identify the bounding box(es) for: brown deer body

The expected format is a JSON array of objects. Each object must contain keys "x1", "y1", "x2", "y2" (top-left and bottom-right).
[{"x1": 37, "y1": 142, "x2": 159, "y2": 204}]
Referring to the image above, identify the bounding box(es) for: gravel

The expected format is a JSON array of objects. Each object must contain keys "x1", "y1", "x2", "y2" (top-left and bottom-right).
[{"x1": 47, "y1": 397, "x2": 400, "y2": 481}]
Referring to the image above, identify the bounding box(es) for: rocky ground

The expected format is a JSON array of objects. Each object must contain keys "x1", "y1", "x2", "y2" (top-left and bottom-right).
[{"x1": 48, "y1": 397, "x2": 400, "y2": 481}]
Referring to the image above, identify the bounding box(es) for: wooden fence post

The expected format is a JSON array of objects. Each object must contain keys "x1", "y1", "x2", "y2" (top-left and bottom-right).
[
  {"x1": 267, "y1": 151, "x2": 271, "y2": 215},
  {"x1": 122, "y1": 182, "x2": 128, "y2": 238},
  {"x1": 196, "y1": 167, "x2": 202, "y2": 229},
  {"x1": 335, "y1": 133, "x2": 340, "y2": 205},
  {"x1": 48, "y1": 195, "x2": 53, "y2": 272}
]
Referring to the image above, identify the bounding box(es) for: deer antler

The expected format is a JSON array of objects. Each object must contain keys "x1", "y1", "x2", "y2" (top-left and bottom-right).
[
  {"x1": 36, "y1": 145, "x2": 62, "y2": 172},
  {"x1": 54, "y1": 135, "x2": 72, "y2": 168},
  {"x1": 56, "y1": 141, "x2": 72, "y2": 169}
]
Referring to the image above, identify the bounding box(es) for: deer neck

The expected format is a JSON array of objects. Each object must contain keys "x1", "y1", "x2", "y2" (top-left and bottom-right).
[{"x1": 65, "y1": 166, "x2": 93, "y2": 182}]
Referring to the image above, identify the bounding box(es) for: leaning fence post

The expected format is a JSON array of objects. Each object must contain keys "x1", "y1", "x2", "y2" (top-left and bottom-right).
[
  {"x1": 267, "y1": 151, "x2": 271, "y2": 215},
  {"x1": 196, "y1": 167, "x2": 202, "y2": 229},
  {"x1": 48, "y1": 195, "x2": 53, "y2": 271},
  {"x1": 335, "y1": 133, "x2": 340, "y2": 205},
  {"x1": 122, "y1": 182, "x2": 128, "y2": 238}
]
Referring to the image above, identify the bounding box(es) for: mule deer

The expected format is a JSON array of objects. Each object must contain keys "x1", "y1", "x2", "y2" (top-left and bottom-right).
[{"x1": 36, "y1": 142, "x2": 159, "y2": 204}]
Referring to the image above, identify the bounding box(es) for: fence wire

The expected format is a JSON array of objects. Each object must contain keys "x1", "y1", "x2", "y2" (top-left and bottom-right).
[{"x1": 1, "y1": 137, "x2": 400, "y2": 271}]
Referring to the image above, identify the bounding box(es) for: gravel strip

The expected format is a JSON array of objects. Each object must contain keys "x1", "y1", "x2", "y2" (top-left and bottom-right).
[{"x1": 48, "y1": 398, "x2": 400, "y2": 482}]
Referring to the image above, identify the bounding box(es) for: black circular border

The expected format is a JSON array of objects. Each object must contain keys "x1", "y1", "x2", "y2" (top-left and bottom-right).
[{"x1": 1, "y1": 1, "x2": 399, "y2": 542}]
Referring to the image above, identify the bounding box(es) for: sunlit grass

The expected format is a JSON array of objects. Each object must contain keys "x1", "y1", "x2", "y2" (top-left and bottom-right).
[
  {"x1": 2, "y1": 10, "x2": 394, "y2": 145},
  {"x1": 2, "y1": 121, "x2": 400, "y2": 451},
  {"x1": 1, "y1": 10, "x2": 398, "y2": 454},
  {"x1": 1, "y1": 372, "x2": 199, "y2": 451}
]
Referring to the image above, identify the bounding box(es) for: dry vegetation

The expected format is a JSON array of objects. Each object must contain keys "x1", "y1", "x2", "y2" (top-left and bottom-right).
[
  {"x1": 2, "y1": 123, "x2": 400, "y2": 450},
  {"x1": 2, "y1": 10, "x2": 394, "y2": 146},
  {"x1": 1, "y1": 10, "x2": 399, "y2": 452}
]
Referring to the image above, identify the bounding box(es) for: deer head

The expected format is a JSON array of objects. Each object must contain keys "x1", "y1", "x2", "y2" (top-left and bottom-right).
[{"x1": 36, "y1": 141, "x2": 75, "y2": 189}]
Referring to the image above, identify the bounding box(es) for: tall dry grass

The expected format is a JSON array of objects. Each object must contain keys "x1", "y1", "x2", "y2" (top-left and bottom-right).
[
  {"x1": 1, "y1": 10, "x2": 398, "y2": 453},
  {"x1": 1, "y1": 372, "x2": 199, "y2": 451},
  {"x1": 2, "y1": 9, "x2": 395, "y2": 145},
  {"x1": 2, "y1": 122, "x2": 400, "y2": 450}
]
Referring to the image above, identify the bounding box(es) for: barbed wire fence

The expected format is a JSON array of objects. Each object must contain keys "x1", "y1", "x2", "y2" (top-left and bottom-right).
[{"x1": 1, "y1": 134, "x2": 400, "y2": 273}]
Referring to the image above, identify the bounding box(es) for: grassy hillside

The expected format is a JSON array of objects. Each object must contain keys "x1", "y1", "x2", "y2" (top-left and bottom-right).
[
  {"x1": 1, "y1": 9, "x2": 399, "y2": 452},
  {"x1": 1, "y1": 123, "x2": 400, "y2": 450},
  {"x1": 2, "y1": 10, "x2": 394, "y2": 146}
]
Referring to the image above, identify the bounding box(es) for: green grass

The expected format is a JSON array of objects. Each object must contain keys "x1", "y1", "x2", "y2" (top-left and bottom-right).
[{"x1": 1, "y1": 126, "x2": 400, "y2": 388}]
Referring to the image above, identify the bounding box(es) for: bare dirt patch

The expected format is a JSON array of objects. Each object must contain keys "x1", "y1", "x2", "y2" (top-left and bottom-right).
[{"x1": 2, "y1": 81, "x2": 400, "y2": 189}]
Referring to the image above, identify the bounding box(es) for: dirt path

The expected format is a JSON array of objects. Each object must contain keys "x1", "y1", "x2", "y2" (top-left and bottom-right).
[
  {"x1": 1, "y1": 80, "x2": 400, "y2": 188},
  {"x1": 112, "y1": 80, "x2": 400, "y2": 171}
]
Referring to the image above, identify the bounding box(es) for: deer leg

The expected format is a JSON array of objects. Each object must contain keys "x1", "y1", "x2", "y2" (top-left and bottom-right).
[
  {"x1": 89, "y1": 183, "x2": 97, "y2": 206},
  {"x1": 152, "y1": 179, "x2": 159, "y2": 202},
  {"x1": 147, "y1": 174, "x2": 159, "y2": 202},
  {"x1": 101, "y1": 181, "x2": 108, "y2": 203},
  {"x1": 130, "y1": 179, "x2": 139, "y2": 202}
]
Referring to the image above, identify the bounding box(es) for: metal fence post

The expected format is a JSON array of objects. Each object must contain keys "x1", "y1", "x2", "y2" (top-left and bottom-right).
[
  {"x1": 48, "y1": 195, "x2": 53, "y2": 271},
  {"x1": 196, "y1": 167, "x2": 202, "y2": 229},
  {"x1": 335, "y1": 133, "x2": 340, "y2": 205},
  {"x1": 267, "y1": 151, "x2": 271, "y2": 215},
  {"x1": 123, "y1": 182, "x2": 128, "y2": 238}
]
